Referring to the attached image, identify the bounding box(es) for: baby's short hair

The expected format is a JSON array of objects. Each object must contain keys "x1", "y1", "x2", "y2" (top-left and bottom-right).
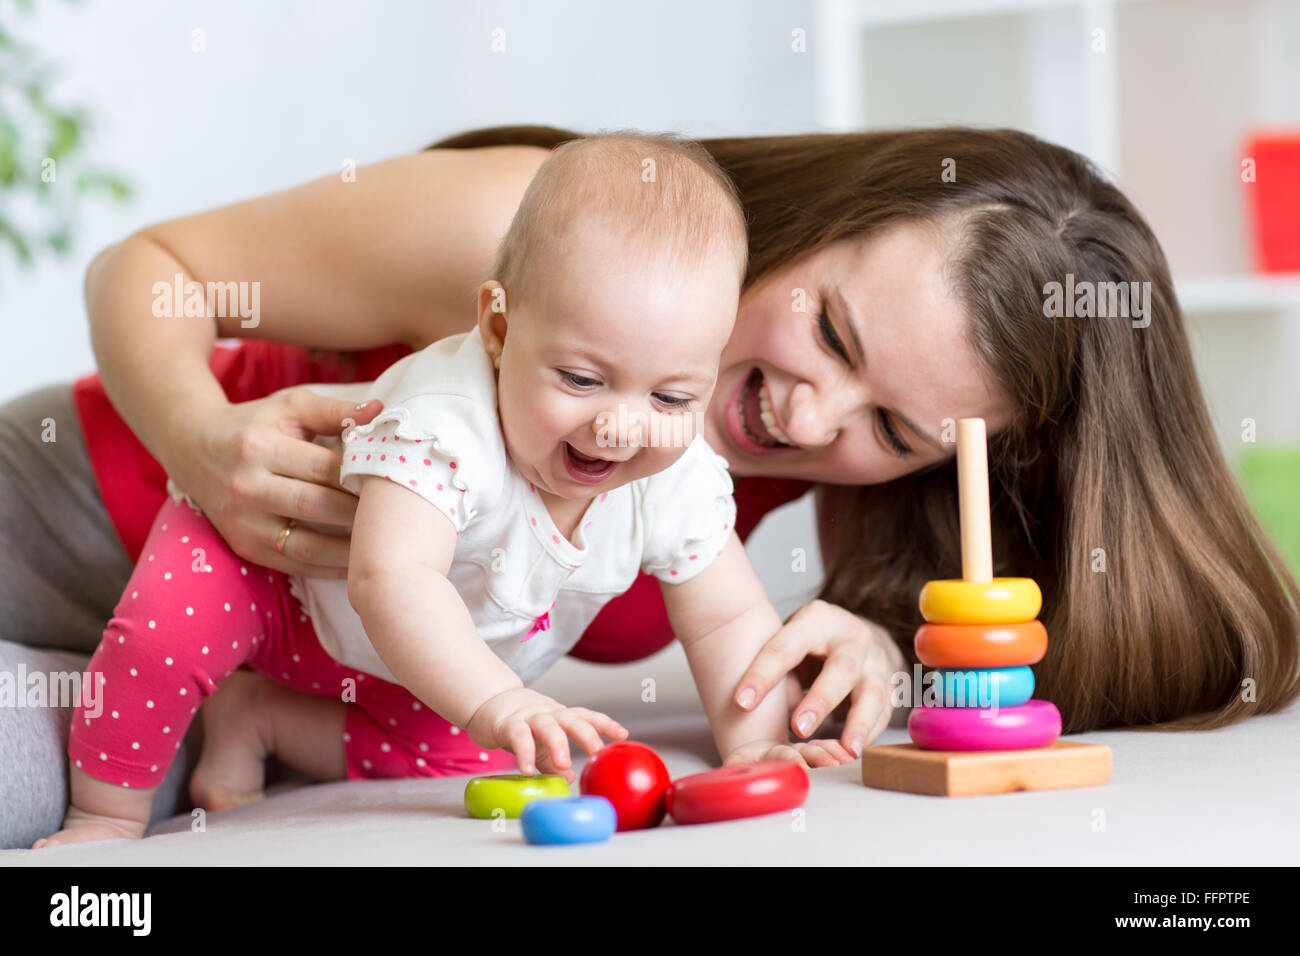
[{"x1": 488, "y1": 130, "x2": 749, "y2": 309}]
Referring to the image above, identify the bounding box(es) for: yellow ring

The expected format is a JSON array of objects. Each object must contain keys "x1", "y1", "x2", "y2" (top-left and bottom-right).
[{"x1": 919, "y1": 577, "x2": 1042, "y2": 624}]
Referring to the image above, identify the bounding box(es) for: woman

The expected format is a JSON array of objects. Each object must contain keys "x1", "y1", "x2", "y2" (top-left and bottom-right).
[{"x1": 2, "y1": 124, "x2": 1296, "y2": 848}]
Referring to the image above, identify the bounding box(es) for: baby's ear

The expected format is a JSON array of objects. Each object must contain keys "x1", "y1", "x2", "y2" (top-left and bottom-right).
[{"x1": 476, "y1": 281, "x2": 509, "y2": 368}]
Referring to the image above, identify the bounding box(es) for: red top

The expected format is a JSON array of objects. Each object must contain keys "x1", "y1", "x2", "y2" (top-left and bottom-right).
[{"x1": 72, "y1": 342, "x2": 813, "y2": 663}]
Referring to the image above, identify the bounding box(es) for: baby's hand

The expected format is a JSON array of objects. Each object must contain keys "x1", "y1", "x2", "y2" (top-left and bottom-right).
[
  {"x1": 723, "y1": 738, "x2": 856, "y2": 770},
  {"x1": 465, "y1": 688, "x2": 629, "y2": 783}
]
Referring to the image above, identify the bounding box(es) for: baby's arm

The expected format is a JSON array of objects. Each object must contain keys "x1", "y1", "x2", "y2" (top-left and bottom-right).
[
  {"x1": 347, "y1": 475, "x2": 626, "y2": 779},
  {"x1": 660, "y1": 532, "x2": 800, "y2": 765}
]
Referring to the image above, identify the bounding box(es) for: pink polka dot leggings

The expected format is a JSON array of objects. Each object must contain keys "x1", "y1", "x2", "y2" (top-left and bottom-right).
[{"x1": 69, "y1": 495, "x2": 517, "y2": 790}]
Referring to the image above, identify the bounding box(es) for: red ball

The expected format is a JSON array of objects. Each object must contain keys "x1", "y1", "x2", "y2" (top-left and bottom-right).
[{"x1": 579, "y1": 741, "x2": 671, "y2": 831}]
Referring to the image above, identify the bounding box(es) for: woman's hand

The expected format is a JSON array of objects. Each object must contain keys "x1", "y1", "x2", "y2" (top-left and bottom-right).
[
  {"x1": 163, "y1": 387, "x2": 386, "y2": 579},
  {"x1": 465, "y1": 688, "x2": 629, "y2": 784},
  {"x1": 722, "y1": 737, "x2": 856, "y2": 769},
  {"x1": 731, "y1": 599, "x2": 906, "y2": 759}
]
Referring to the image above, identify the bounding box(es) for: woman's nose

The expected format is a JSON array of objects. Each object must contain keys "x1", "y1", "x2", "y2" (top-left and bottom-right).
[{"x1": 783, "y1": 382, "x2": 843, "y2": 448}]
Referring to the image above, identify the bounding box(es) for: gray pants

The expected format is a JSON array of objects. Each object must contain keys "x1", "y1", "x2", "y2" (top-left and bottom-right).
[{"x1": 0, "y1": 384, "x2": 202, "y2": 848}]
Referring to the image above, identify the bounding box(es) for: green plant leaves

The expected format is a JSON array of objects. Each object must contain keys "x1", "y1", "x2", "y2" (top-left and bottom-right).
[{"x1": 0, "y1": 0, "x2": 132, "y2": 283}]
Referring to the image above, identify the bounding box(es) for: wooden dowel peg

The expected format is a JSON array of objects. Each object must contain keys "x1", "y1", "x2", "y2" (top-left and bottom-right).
[{"x1": 956, "y1": 418, "x2": 993, "y2": 583}]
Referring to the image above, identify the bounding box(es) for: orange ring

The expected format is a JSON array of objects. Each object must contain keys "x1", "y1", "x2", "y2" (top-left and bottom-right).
[{"x1": 914, "y1": 620, "x2": 1048, "y2": 668}]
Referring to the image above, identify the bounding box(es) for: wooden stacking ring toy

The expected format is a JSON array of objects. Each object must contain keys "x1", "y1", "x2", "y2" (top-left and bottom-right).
[
  {"x1": 665, "y1": 761, "x2": 809, "y2": 825},
  {"x1": 908, "y1": 699, "x2": 1063, "y2": 751},
  {"x1": 521, "y1": 795, "x2": 617, "y2": 845},
  {"x1": 860, "y1": 419, "x2": 1112, "y2": 795},
  {"x1": 919, "y1": 577, "x2": 1042, "y2": 624},
  {"x1": 932, "y1": 665, "x2": 1035, "y2": 708},
  {"x1": 915, "y1": 621, "x2": 1047, "y2": 668},
  {"x1": 464, "y1": 773, "x2": 570, "y2": 819}
]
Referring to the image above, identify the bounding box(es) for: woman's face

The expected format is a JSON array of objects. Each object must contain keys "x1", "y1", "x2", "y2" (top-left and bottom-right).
[{"x1": 702, "y1": 219, "x2": 1015, "y2": 483}]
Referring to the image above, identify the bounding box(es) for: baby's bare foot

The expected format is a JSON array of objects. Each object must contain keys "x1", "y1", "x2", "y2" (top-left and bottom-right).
[
  {"x1": 190, "y1": 668, "x2": 273, "y2": 811},
  {"x1": 34, "y1": 766, "x2": 155, "y2": 849},
  {"x1": 32, "y1": 806, "x2": 147, "y2": 849}
]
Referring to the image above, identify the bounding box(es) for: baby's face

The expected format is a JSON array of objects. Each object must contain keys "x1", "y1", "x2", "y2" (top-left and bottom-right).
[{"x1": 479, "y1": 233, "x2": 739, "y2": 502}]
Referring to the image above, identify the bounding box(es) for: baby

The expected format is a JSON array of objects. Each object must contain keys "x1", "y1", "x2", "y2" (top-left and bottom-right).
[{"x1": 36, "y1": 132, "x2": 795, "y2": 848}]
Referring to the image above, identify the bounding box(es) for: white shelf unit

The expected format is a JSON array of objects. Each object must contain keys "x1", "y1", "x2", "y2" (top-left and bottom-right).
[
  {"x1": 813, "y1": 0, "x2": 1300, "y2": 454},
  {"x1": 1176, "y1": 275, "x2": 1300, "y2": 316},
  {"x1": 815, "y1": 0, "x2": 1124, "y2": 176}
]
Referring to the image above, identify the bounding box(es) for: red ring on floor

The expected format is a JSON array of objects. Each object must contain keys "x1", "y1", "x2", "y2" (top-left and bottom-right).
[{"x1": 666, "y1": 761, "x2": 809, "y2": 825}]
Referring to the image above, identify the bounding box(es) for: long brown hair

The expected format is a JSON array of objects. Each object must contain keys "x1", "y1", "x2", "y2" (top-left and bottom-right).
[{"x1": 428, "y1": 124, "x2": 1300, "y2": 733}]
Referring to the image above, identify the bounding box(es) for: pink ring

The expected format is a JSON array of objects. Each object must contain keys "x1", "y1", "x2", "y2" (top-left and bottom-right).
[{"x1": 908, "y1": 699, "x2": 1062, "y2": 751}]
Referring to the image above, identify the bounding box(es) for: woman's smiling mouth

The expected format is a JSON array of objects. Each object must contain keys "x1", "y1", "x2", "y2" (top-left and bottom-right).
[{"x1": 729, "y1": 368, "x2": 795, "y2": 455}]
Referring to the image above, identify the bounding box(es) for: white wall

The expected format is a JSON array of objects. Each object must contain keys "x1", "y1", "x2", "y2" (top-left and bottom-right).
[{"x1": 0, "y1": 0, "x2": 821, "y2": 401}]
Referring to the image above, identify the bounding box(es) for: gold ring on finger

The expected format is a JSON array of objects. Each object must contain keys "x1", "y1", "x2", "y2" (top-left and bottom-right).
[{"x1": 275, "y1": 519, "x2": 298, "y2": 555}]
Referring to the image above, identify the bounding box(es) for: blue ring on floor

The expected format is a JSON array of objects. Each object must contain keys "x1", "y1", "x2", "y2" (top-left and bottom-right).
[{"x1": 521, "y1": 795, "x2": 617, "y2": 845}]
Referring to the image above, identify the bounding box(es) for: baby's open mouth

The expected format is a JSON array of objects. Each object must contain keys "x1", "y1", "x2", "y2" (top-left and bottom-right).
[
  {"x1": 739, "y1": 368, "x2": 794, "y2": 448},
  {"x1": 562, "y1": 442, "x2": 618, "y2": 484}
]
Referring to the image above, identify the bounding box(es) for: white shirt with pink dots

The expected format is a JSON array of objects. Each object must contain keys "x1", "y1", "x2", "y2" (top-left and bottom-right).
[{"x1": 283, "y1": 331, "x2": 737, "y2": 688}]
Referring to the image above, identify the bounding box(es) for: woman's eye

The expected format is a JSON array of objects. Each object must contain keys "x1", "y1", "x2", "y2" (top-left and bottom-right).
[
  {"x1": 560, "y1": 371, "x2": 600, "y2": 389},
  {"x1": 817, "y1": 312, "x2": 850, "y2": 362},
  {"x1": 879, "y1": 410, "x2": 911, "y2": 457}
]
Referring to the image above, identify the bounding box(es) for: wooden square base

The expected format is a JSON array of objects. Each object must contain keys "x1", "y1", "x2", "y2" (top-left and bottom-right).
[{"x1": 859, "y1": 739, "x2": 1112, "y2": 796}]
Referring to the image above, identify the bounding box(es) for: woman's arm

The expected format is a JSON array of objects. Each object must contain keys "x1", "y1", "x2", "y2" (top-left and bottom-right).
[
  {"x1": 728, "y1": 487, "x2": 907, "y2": 756},
  {"x1": 84, "y1": 145, "x2": 550, "y2": 575}
]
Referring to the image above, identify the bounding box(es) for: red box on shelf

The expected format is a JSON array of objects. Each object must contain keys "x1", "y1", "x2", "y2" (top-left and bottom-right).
[{"x1": 1245, "y1": 132, "x2": 1300, "y2": 273}]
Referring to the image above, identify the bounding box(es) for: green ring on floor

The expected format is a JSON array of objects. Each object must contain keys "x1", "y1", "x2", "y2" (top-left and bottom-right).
[{"x1": 464, "y1": 773, "x2": 571, "y2": 819}]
